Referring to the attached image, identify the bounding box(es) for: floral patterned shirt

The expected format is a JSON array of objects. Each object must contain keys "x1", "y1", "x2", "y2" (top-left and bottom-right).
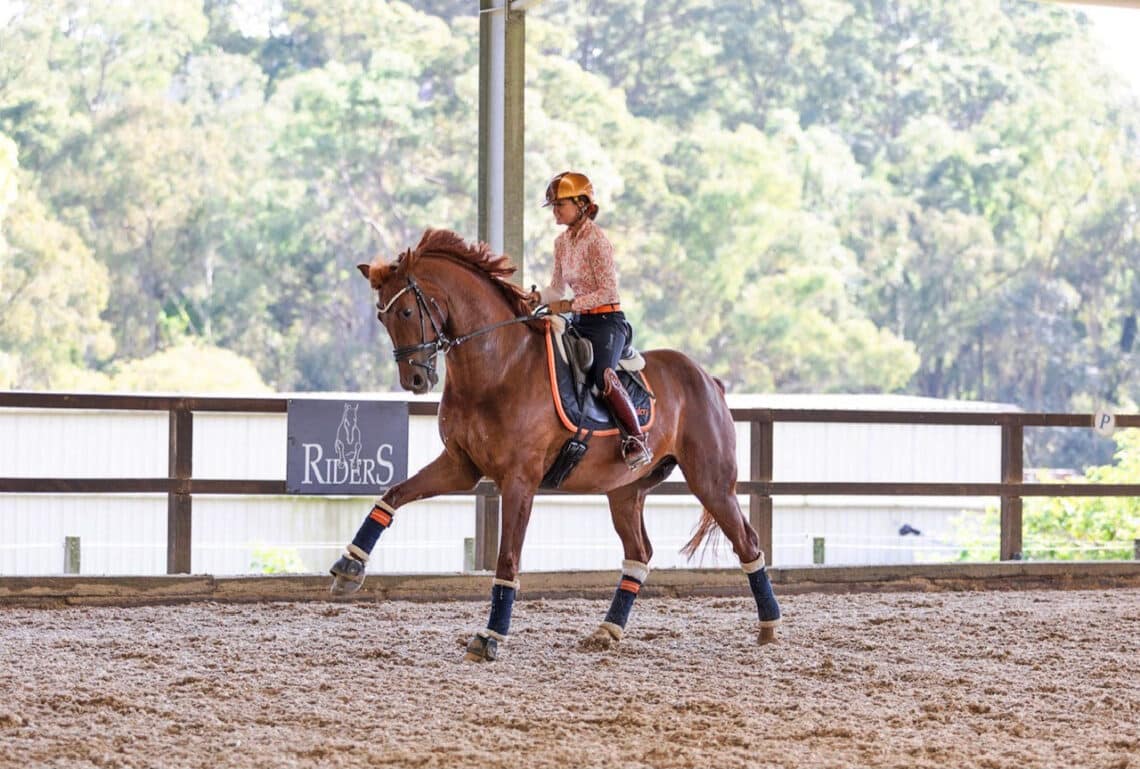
[{"x1": 538, "y1": 218, "x2": 621, "y2": 311}]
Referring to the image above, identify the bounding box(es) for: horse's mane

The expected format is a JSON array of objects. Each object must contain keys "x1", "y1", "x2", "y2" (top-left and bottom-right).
[{"x1": 369, "y1": 229, "x2": 533, "y2": 318}]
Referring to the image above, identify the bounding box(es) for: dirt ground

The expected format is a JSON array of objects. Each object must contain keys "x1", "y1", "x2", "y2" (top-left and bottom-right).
[{"x1": 0, "y1": 587, "x2": 1136, "y2": 769}]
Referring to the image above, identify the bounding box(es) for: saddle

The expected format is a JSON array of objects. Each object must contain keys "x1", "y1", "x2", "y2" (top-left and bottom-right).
[
  {"x1": 540, "y1": 319, "x2": 656, "y2": 490},
  {"x1": 545, "y1": 320, "x2": 654, "y2": 434}
]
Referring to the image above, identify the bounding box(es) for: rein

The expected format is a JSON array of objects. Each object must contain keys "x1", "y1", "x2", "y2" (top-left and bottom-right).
[{"x1": 380, "y1": 274, "x2": 549, "y2": 385}]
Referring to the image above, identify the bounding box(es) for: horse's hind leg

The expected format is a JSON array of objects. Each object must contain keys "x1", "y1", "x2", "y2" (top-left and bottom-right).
[
  {"x1": 329, "y1": 448, "x2": 480, "y2": 594},
  {"x1": 583, "y1": 484, "x2": 654, "y2": 650},
  {"x1": 742, "y1": 549, "x2": 780, "y2": 644},
  {"x1": 679, "y1": 436, "x2": 781, "y2": 643},
  {"x1": 690, "y1": 484, "x2": 781, "y2": 643}
]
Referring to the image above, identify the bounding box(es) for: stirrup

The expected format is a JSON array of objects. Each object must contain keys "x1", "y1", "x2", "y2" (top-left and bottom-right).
[{"x1": 621, "y1": 436, "x2": 653, "y2": 470}]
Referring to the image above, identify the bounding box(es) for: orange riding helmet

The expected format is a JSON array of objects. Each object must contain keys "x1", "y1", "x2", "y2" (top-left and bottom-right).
[{"x1": 542, "y1": 171, "x2": 595, "y2": 207}]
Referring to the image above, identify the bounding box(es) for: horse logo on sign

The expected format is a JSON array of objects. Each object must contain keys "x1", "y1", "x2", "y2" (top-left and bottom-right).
[{"x1": 335, "y1": 403, "x2": 362, "y2": 464}]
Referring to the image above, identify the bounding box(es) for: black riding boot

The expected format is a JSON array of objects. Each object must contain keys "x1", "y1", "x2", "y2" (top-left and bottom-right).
[{"x1": 602, "y1": 368, "x2": 652, "y2": 470}]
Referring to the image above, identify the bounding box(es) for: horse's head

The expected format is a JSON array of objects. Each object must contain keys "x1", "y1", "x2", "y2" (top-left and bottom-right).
[
  {"x1": 359, "y1": 229, "x2": 535, "y2": 394},
  {"x1": 358, "y1": 256, "x2": 450, "y2": 395}
]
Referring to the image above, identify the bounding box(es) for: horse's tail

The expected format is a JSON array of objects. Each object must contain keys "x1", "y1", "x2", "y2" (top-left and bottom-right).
[
  {"x1": 679, "y1": 508, "x2": 719, "y2": 560},
  {"x1": 679, "y1": 510, "x2": 715, "y2": 560}
]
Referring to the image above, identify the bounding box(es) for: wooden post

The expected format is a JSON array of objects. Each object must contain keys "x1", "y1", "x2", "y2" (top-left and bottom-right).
[
  {"x1": 64, "y1": 536, "x2": 80, "y2": 574},
  {"x1": 474, "y1": 483, "x2": 500, "y2": 572},
  {"x1": 1134, "y1": 539, "x2": 1139, "y2": 561},
  {"x1": 1000, "y1": 423, "x2": 1023, "y2": 561},
  {"x1": 167, "y1": 405, "x2": 193, "y2": 574},
  {"x1": 749, "y1": 419, "x2": 774, "y2": 565}
]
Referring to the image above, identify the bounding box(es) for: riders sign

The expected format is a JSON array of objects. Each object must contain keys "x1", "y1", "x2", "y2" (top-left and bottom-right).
[{"x1": 286, "y1": 400, "x2": 408, "y2": 494}]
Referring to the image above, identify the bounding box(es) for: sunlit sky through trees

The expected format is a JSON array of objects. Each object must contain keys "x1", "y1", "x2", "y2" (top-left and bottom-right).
[{"x1": 1067, "y1": 3, "x2": 1140, "y2": 93}]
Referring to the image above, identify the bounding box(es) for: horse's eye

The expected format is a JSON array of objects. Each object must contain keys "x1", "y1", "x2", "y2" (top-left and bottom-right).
[{"x1": 400, "y1": 308, "x2": 413, "y2": 319}]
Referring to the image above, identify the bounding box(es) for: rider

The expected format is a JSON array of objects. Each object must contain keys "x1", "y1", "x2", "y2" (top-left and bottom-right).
[{"x1": 527, "y1": 171, "x2": 652, "y2": 470}]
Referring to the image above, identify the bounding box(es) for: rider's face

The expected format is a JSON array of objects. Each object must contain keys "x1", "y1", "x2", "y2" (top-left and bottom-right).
[{"x1": 551, "y1": 198, "x2": 579, "y2": 226}]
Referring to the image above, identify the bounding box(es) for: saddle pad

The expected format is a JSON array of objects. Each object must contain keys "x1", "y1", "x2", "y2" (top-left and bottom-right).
[{"x1": 544, "y1": 322, "x2": 655, "y2": 436}]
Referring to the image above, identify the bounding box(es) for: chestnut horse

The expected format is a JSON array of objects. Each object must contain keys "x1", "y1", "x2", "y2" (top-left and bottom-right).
[{"x1": 330, "y1": 228, "x2": 780, "y2": 661}]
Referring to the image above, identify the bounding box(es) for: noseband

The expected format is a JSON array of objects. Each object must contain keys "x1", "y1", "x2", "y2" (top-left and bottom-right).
[{"x1": 378, "y1": 274, "x2": 545, "y2": 387}]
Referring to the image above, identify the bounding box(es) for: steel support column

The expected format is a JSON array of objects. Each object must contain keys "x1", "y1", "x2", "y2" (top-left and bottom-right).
[{"x1": 479, "y1": 0, "x2": 525, "y2": 284}]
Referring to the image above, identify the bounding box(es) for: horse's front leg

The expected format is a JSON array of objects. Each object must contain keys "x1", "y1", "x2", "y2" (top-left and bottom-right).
[
  {"x1": 329, "y1": 448, "x2": 480, "y2": 594},
  {"x1": 463, "y1": 477, "x2": 536, "y2": 662}
]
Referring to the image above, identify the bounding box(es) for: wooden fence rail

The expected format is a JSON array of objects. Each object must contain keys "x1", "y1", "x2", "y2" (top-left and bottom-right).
[{"x1": 2, "y1": 392, "x2": 1138, "y2": 574}]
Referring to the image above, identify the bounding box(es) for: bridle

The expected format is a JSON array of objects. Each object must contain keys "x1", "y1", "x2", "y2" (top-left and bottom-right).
[
  {"x1": 377, "y1": 275, "x2": 451, "y2": 387},
  {"x1": 377, "y1": 273, "x2": 548, "y2": 387}
]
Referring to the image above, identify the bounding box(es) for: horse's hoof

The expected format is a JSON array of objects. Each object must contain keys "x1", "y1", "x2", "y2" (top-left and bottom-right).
[
  {"x1": 464, "y1": 632, "x2": 498, "y2": 662},
  {"x1": 758, "y1": 623, "x2": 778, "y2": 645},
  {"x1": 329, "y1": 554, "x2": 365, "y2": 595},
  {"x1": 579, "y1": 624, "x2": 621, "y2": 651}
]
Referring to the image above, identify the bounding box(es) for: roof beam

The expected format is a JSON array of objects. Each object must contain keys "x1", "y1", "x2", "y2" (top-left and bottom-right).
[{"x1": 1050, "y1": 1, "x2": 1140, "y2": 8}]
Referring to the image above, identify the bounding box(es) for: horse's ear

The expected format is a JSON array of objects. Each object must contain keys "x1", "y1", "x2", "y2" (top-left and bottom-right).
[{"x1": 356, "y1": 263, "x2": 371, "y2": 280}]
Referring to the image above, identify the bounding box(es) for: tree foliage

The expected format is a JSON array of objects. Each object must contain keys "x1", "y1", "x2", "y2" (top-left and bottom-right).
[
  {"x1": 0, "y1": 131, "x2": 114, "y2": 387},
  {"x1": 1, "y1": 0, "x2": 1138, "y2": 468}
]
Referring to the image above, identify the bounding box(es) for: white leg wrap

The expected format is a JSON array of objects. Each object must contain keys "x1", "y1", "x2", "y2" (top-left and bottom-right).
[
  {"x1": 346, "y1": 544, "x2": 369, "y2": 562},
  {"x1": 741, "y1": 554, "x2": 766, "y2": 573},
  {"x1": 621, "y1": 559, "x2": 650, "y2": 582},
  {"x1": 492, "y1": 577, "x2": 520, "y2": 590},
  {"x1": 478, "y1": 628, "x2": 507, "y2": 642},
  {"x1": 373, "y1": 498, "x2": 397, "y2": 516}
]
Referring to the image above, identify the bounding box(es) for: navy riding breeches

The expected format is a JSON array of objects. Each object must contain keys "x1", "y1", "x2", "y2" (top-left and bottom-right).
[{"x1": 571, "y1": 310, "x2": 630, "y2": 393}]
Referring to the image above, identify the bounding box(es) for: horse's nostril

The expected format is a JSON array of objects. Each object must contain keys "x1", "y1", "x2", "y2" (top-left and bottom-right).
[{"x1": 411, "y1": 373, "x2": 425, "y2": 390}]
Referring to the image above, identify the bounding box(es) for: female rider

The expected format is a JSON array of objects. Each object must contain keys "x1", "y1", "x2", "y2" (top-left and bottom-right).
[{"x1": 527, "y1": 171, "x2": 652, "y2": 470}]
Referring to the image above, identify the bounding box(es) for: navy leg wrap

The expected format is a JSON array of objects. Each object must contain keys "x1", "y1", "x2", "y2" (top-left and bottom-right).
[
  {"x1": 602, "y1": 575, "x2": 642, "y2": 629},
  {"x1": 486, "y1": 583, "x2": 517, "y2": 637},
  {"x1": 350, "y1": 504, "x2": 393, "y2": 556},
  {"x1": 748, "y1": 567, "x2": 781, "y2": 623}
]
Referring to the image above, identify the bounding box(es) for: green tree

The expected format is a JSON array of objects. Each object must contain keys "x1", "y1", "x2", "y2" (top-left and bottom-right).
[
  {"x1": 0, "y1": 131, "x2": 114, "y2": 388},
  {"x1": 103, "y1": 342, "x2": 271, "y2": 393},
  {"x1": 1, "y1": 0, "x2": 1138, "y2": 426},
  {"x1": 646, "y1": 120, "x2": 917, "y2": 391},
  {"x1": 197, "y1": 0, "x2": 480, "y2": 390}
]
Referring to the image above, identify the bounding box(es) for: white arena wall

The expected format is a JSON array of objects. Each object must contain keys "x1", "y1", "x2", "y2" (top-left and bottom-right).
[{"x1": 0, "y1": 394, "x2": 1009, "y2": 576}]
